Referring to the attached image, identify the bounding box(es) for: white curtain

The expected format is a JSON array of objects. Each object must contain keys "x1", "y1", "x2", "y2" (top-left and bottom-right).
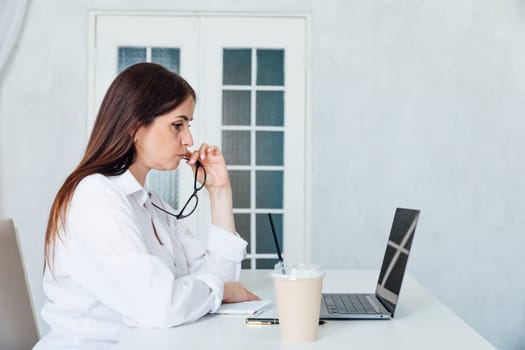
[{"x1": 0, "y1": 0, "x2": 29, "y2": 75}]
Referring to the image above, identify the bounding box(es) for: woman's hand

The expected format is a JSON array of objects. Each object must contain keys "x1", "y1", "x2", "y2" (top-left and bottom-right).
[
  {"x1": 186, "y1": 143, "x2": 236, "y2": 232},
  {"x1": 223, "y1": 282, "x2": 261, "y2": 303},
  {"x1": 185, "y1": 143, "x2": 230, "y2": 191}
]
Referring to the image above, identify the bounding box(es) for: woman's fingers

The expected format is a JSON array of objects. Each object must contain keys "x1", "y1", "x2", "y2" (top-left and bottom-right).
[
  {"x1": 185, "y1": 149, "x2": 199, "y2": 165},
  {"x1": 186, "y1": 143, "x2": 214, "y2": 165},
  {"x1": 186, "y1": 144, "x2": 226, "y2": 169},
  {"x1": 198, "y1": 143, "x2": 209, "y2": 161},
  {"x1": 206, "y1": 145, "x2": 219, "y2": 157},
  {"x1": 245, "y1": 289, "x2": 261, "y2": 301},
  {"x1": 184, "y1": 143, "x2": 229, "y2": 188}
]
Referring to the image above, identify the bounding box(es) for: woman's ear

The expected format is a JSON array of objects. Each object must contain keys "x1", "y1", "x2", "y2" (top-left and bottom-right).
[{"x1": 128, "y1": 125, "x2": 141, "y2": 143}]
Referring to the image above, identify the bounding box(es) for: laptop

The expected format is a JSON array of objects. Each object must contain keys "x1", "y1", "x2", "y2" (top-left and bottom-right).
[{"x1": 320, "y1": 208, "x2": 420, "y2": 320}]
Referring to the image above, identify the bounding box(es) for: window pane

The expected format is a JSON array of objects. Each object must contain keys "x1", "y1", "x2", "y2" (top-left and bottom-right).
[
  {"x1": 242, "y1": 260, "x2": 252, "y2": 269},
  {"x1": 256, "y1": 213, "x2": 282, "y2": 254},
  {"x1": 151, "y1": 47, "x2": 180, "y2": 73},
  {"x1": 256, "y1": 91, "x2": 284, "y2": 126},
  {"x1": 256, "y1": 258, "x2": 280, "y2": 269},
  {"x1": 146, "y1": 170, "x2": 178, "y2": 209},
  {"x1": 223, "y1": 49, "x2": 251, "y2": 85},
  {"x1": 229, "y1": 170, "x2": 251, "y2": 208},
  {"x1": 222, "y1": 90, "x2": 251, "y2": 126},
  {"x1": 118, "y1": 47, "x2": 146, "y2": 73},
  {"x1": 256, "y1": 171, "x2": 283, "y2": 208},
  {"x1": 256, "y1": 49, "x2": 284, "y2": 86},
  {"x1": 234, "y1": 213, "x2": 251, "y2": 248},
  {"x1": 222, "y1": 130, "x2": 251, "y2": 166},
  {"x1": 256, "y1": 131, "x2": 283, "y2": 166}
]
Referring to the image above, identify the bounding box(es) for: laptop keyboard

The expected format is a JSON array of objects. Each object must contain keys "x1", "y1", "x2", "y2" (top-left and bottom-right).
[{"x1": 322, "y1": 293, "x2": 378, "y2": 314}]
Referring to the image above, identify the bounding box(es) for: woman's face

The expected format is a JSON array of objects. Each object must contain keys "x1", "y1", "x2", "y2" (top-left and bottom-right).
[{"x1": 133, "y1": 97, "x2": 195, "y2": 171}]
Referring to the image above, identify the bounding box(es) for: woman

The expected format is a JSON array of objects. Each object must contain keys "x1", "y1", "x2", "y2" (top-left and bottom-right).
[{"x1": 35, "y1": 63, "x2": 259, "y2": 349}]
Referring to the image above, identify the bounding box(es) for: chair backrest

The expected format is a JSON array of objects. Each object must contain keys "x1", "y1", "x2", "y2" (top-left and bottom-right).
[{"x1": 0, "y1": 218, "x2": 39, "y2": 350}]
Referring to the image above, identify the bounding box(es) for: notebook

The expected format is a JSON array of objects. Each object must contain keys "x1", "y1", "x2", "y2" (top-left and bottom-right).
[
  {"x1": 320, "y1": 208, "x2": 420, "y2": 320},
  {"x1": 214, "y1": 300, "x2": 272, "y2": 316}
]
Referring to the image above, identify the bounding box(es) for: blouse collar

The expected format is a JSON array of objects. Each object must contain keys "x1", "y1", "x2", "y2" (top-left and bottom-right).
[{"x1": 110, "y1": 169, "x2": 149, "y2": 206}]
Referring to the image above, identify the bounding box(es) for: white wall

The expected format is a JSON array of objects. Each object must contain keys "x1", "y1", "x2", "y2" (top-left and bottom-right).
[
  {"x1": 310, "y1": 1, "x2": 525, "y2": 349},
  {"x1": 0, "y1": 0, "x2": 523, "y2": 349}
]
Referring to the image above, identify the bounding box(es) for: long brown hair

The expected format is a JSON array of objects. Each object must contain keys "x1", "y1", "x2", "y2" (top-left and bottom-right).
[{"x1": 44, "y1": 63, "x2": 196, "y2": 271}]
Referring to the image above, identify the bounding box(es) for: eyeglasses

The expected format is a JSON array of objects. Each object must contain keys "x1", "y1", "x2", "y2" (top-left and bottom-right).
[{"x1": 150, "y1": 161, "x2": 207, "y2": 219}]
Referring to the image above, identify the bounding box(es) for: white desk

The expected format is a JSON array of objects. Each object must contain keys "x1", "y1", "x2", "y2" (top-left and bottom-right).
[{"x1": 114, "y1": 270, "x2": 494, "y2": 349}]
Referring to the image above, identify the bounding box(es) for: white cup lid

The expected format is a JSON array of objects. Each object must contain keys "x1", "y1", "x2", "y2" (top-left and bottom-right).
[{"x1": 269, "y1": 263, "x2": 325, "y2": 279}]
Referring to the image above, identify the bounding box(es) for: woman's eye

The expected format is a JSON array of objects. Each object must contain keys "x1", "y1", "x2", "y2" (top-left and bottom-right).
[{"x1": 172, "y1": 123, "x2": 184, "y2": 130}]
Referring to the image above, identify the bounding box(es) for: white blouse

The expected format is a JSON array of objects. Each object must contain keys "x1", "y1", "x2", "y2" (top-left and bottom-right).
[{"x1": 34, "y1": 170, "x2": 247, "y2": 350}]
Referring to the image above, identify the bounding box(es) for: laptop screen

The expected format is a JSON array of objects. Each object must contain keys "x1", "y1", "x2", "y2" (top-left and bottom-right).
[{"x1": 375, "y1": 208, "x2": 419, "y2": 315}]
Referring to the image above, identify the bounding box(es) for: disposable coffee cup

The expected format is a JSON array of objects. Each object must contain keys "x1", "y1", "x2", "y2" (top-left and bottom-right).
[{"x1": 269, "y1": 263, "x2": 325, "y2": 342}]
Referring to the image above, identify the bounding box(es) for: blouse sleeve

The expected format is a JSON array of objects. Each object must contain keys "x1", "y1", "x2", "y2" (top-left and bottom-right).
[
  {"x1": 62, "y1": 176, "x2": 228, "y2": 328},
  {"x1": 172, "y1": 220, "x2": 247, "y2": 282}
]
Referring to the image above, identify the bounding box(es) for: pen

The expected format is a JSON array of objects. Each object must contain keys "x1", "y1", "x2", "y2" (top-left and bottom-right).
[{"x1": 245, "y1": 318, "x2": 325, "y2": 325}]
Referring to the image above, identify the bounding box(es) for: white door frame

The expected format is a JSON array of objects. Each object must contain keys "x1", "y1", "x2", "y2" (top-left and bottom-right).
[{"x1": 88, "y1": 11, "x2": 313, "y2": 264}]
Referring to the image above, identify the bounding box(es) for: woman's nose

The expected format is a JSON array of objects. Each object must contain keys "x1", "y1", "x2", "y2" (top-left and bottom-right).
[{"x1": 182, "y1": 127, "x2": 193, "y2": 147}]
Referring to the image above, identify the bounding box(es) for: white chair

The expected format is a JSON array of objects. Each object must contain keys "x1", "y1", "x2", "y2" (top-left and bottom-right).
[{"x1": 0, "y1": 218, "x2": 39, "y2": 349}]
